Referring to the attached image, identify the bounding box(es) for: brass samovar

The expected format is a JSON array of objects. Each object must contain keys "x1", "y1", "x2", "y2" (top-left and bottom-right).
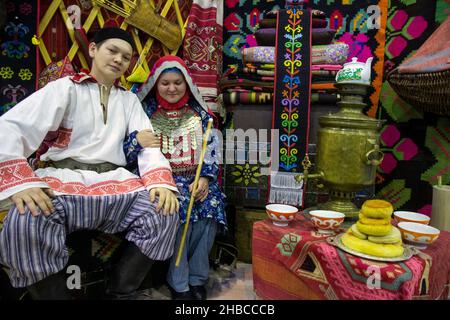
[{"x1": 297, "y1": 57, "x2": 385, "y2": 219}]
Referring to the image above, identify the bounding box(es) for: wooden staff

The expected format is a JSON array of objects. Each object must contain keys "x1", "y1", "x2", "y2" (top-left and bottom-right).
[{"x1": 175, "y1": 118, "x2": 214, "y2": 267}]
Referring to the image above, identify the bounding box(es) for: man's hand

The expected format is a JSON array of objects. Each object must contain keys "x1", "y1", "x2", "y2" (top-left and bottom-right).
[
  {"x1": 149, "y1": 187, "x2": 179, "y2": 215},
  {"x1": 137, "y1": 130, "x2": 160, "y2": 148},
  {"x1": 189, "y1": 177, "x2": 209, "y2": 202},
  {"x1": 10, "y1": 188, "x2": 55, "y2": 216}
]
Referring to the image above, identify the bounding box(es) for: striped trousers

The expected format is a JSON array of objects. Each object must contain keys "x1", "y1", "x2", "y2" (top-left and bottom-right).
[{"x1": 0, "y1": 191, "x2": 179, "y2": 288}]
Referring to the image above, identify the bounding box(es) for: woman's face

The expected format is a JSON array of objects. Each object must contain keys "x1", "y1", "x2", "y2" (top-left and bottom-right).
[{"x1": 156, "y1": 71, "x2": 187, "y2": 104}]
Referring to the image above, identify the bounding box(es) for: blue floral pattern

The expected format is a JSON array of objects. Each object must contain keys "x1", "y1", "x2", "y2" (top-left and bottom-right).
[{"x1": 123, "y1": 96, "x2": 227, "y2": 229}]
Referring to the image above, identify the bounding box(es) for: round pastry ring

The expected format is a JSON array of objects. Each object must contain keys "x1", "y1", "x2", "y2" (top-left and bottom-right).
[{"x1": 326, "y1": 233, "x2": 418, "y2": 262}]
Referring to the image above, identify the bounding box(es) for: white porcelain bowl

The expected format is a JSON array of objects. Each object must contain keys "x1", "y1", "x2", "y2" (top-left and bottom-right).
[
  {"x1": 266, "y1": 204, "x2": 298, "y2": 227},
  {"x1": 398, "y1": 222, "x2": 440, "y2": 248},
  {"x1": 309, "y1": 210, "x2": 345, "y2": 234},
  {"x1": 394, "y1": 211, "x2": 430, "y2": 225}
]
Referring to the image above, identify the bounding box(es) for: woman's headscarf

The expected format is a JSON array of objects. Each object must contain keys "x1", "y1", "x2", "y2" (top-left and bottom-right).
[{"x1": 137, "y1": 55, "x2": 209, "y2": 112}]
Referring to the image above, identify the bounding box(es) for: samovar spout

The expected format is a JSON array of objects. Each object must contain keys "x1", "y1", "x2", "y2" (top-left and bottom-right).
[
  {"x1": 295, "y1": 154, "x2": 324, "y2": 186},
  {"x1": 295, "y1": 171, "x2": 324, "y2": 184}
]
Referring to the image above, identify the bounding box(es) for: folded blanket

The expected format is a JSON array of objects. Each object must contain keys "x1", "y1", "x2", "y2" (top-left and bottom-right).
[
  {"x1": 245, "y1": 62, "x2": 275, "y2": 70},
  {"x1": 221, "y1": 91, "x2": 274, "y2": 105},
  {"x1": 242, "y1": 44, "x2": 349, "y2": 65},
  {"x1": 259, "y1": 17, "x2": 327, "y2": 29},
  {"x1": 227, "y1": 73, "x2": 275, "y2": 82},
  {"x1": 258, "y1": 18, "x2": 277, "y2": 28},
  {"x1": 243, "y1": 67, "x2": 275, "y2": 76},
  {"x1": 312, "y1": 43, "x2": 349, "y2": 65},
  {"x1": 311, "y1": 82, "x2": 337, "y2": 90},
  {"x1": 312, "y1": 75, "x2": 338, "y2": 82},
  {"x1": 224, "y1": 64, "x2": 275, "y2": 78},
  {"x1": 255, "y1": 28, "x2": 336, "y2": 46},
  {"x1": 313, "y1": 28, "x2": 337, "y2": 45},
  {"x1": 254, "y1": 28, "x2": 276, "y2": 46},
  {"x1": 220, "y1": 78, "x2": 274, "y2": 90},
  {"x1": 241, "y1": 46, "x2": 275, "y2": 64},
  {"x1": 312, "y1": 64, "x2": 343, "y2": 71},
  {"x1": 265, "y1": 8, "x2": 326, "y2": 19},
  {"x1": 220, "y1": 78, "x2": 336, "y2": 91},
  {"x1": 312, "y1": 64, "x2": 342, "y2": 79},
  {"x1": 311, "y1": 92, "x2": 339, "y2": 104}
]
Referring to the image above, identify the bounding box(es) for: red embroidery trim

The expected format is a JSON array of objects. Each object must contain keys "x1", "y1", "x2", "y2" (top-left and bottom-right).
[
  {"x1": 53, "y1": 128, "x2": 72, "y2": 148},
  {"x1": 69, "y1": 71, "x2": 126, "y2": 90},
  {"x1": 141, "y1": 168, "x2": 176, "y2": 188},
  {"x1": 0, "y1": 159, "x2": 42, "y2": 192},
  {"x1": 43, "y1": 177, "x2": 144, "y2": 195}
]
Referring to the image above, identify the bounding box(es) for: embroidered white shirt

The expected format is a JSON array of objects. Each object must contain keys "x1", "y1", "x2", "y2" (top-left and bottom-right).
[{"x1": 0, "y1": 76, "x2": 176, "y2": 201}]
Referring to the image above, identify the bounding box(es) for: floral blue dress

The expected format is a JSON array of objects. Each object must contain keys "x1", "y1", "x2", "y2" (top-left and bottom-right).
[{"x1": 123, "y1": 96, "x2": 227, "y2": 230}]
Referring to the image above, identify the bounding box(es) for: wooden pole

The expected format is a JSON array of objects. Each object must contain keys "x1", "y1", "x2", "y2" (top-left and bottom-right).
[{"x1": 175, "y1": 118, "x2": 214, "y2": 267}]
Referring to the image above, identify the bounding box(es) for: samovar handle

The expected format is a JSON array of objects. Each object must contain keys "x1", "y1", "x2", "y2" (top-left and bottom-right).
[{"x1": 365, "y1": 145, "x2": 384, "y2": 166}]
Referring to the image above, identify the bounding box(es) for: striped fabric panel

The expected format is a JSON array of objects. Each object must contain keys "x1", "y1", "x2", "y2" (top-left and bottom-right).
[{"x1": 0, "y1": 191, "x2": 179, "y2": 288}]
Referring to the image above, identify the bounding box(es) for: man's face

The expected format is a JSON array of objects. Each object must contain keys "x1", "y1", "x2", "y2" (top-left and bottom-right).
[
  {"x1": 156, "y1": 71, "x2": 187, "y2": 104},
  {"x1": 89, "y1": 38, "x2": 132, "y2": 82}
]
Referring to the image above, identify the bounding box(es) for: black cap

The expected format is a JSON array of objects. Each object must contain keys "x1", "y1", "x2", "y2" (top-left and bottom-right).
[{"x1": 93, "y1": 27, "x2": 134, "y2": 49}]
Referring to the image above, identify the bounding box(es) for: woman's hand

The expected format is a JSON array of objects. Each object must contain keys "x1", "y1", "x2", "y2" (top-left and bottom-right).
[
  {"x1": 136, "y1": 129, "x2": 160, "y2": 148},
  {"x1": 189, "y1": 177, "x2": 209, "y2": 202}
]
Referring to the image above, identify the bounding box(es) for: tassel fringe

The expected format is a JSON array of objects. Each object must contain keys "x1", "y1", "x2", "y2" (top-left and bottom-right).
[
  {"x1": 269, "y1": 171, "x2": 304, "y2": 206},
  {"x1": 270, "y1": 171, "x2": 303, "y2": 189},
  {"x1": 269, "y1": 188, "x2": 303, "y2": 206}
]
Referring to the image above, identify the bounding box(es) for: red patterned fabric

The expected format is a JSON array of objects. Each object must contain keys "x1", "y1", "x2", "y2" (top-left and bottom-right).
[
  {"x1": 252, "y1": 214, "x2": 450, "y2": 300},
  {"x1": 43, "y1": 177, "x2": 143, "y2": 195},
  {"x1": 182, "y1": 0, "x2": 222, "y2": 112},
  {"x1": 37, "y1": 56, "x2": 76, "y2": 89},
  {"x1": 0, "y1": 159, "x2": 42, "y2": 192},
  {"x1": 141, "y1": 168, "x2": 176, "y2": 188},
  {"x1": 52, "y1": 127, "x2": 72, "y2": 149},
  {"x1": 69, "y1": 71, "x2": 126, "y2": 90},
  {"x1": 35, "y1": 127, "x2": 72, "y2": 161}
]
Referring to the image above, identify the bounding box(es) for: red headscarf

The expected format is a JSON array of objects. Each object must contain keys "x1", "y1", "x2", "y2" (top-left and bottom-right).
[{"x1": 153, "y1": 57, "x2": 190, "y2": 110}]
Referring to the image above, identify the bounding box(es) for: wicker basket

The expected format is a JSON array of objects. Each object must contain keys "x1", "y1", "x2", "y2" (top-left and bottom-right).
[{"x1": 387, "y1": 69, "x2": 450, "y2": 116}]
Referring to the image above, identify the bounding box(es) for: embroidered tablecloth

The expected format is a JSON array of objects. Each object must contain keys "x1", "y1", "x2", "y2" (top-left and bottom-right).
[{"x1": 252, "y1": 214, "x2": 450, "y2": 300}]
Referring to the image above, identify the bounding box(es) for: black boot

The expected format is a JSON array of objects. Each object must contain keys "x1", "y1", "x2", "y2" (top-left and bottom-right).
[
  {"x1": 106, "y1": 242, "x2": 154, "y2": 300},
  {"x1": 190, "y1": 285, "x2": 207, "y2": 300},
  {"x1": 169, "y1": 286, "x2": 193, "y2": 300},
  {"x1": 27, "y1": 270, "x2": 73, "y2": 300}
]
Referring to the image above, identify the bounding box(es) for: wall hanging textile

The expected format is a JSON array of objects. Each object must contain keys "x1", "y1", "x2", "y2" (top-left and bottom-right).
[
  {"x1": 269, "y1": 8, "x2": 311, "y2": 207},
  {"x1": 0, "y1": 0, "x2": 37, "y2": 117},
  {"x1": 376, "y1": 0, "x2": 450, "y2": 214},
  {"x1": 182, "y1": 0, "x2": 223, "y2": 113}
]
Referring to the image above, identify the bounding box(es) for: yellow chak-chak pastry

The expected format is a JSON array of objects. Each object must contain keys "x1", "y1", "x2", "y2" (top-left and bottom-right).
[
  {"x1": 356, "y1": 221, "x2": 392, "y2": 236},
  {"x1": 341, "y1": 232, "x2": 404, "y2": 258},
  {"x1": 360, "y1": 199, "x2": 393, "y2": 219},
  {"x1": 368, "y1": 227, "x2": 402, "y2": 244},
  {"x1": 358, "y1": 213, "x2": 391, "y2": 225},
  {"x1": 350, "y1": 224, "x2": 367, "y2": 240}
]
